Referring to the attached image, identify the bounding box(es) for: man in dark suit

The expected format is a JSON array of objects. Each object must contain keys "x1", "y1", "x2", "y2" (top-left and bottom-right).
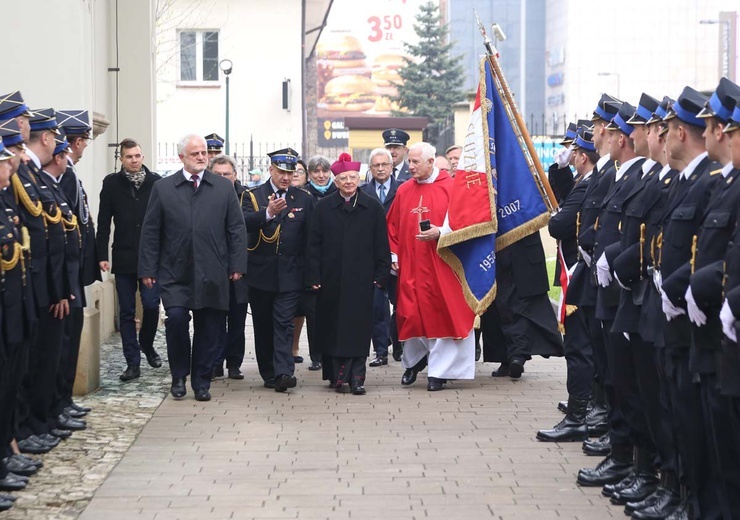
[
  {"x1": 383, "y1": 128, "x2": 411, "y2": 181},
  {"x1": 97, "y1": 138, "x2": 162, "y2": 382},
  {"x1": 361, "y1": 148, "x2": 401, "y2": 366},
  {"x1": 243, "y1": 148, "x2": 313, "y2": 393},
  {"x1": 138, "y1": 134, "x2": 248, "y2": 402}
]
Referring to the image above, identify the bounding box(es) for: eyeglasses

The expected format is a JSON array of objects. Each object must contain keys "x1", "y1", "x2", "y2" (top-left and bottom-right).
[
  {"x1": 335, "y1": 174, "x2": 358, "y2": 183},
  {"x1": 371, "y1": 162, "x2": 391, "y2": 168}
]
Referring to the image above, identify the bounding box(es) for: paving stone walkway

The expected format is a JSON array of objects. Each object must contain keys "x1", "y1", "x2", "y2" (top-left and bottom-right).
[{"x1": 5, "y1": 321, "x2": 619, "y2": 520}]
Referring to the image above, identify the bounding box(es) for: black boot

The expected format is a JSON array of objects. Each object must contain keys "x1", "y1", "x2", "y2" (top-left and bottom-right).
[
  {"x1": 576, "y1": 444, "x2": 633, "y2": 487},
  {"x1": 663, "y1": 485, "x2": 690, "y2": 520},
  {"x1": 536, "y1": 397, "x2": 589, "y2": 442},
  {"x1": 583, "y1": 432, "x2": 610, "y2": 456},
  {"x1": 585, "y1": 383, "x2": 608, "y2": 436},
  {"x1": 631, "y1": 471, "x2": 681, "y2": 519},
  {"x1": 609, "y1": 447, "x2": 658, "y2": 505}
]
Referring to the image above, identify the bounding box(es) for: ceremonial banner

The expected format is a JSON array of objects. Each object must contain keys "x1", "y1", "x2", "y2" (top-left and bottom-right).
[{"x1": 438, "y1": 57, "x2": 551, "y2": 315}]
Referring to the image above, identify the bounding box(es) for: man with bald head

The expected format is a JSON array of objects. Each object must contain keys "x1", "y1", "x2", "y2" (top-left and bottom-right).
[{"x1": 139, "y1": 134, "x2": 248, "y2": 402}]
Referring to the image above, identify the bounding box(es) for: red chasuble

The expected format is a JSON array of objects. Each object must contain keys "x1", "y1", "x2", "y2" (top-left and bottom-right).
[{"x1": 386, "y1": 170, "x2": 476, "y2": 341}]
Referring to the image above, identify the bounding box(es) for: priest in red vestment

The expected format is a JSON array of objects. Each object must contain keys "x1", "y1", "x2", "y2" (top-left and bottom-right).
[{"x1": 386, "y1": 142, "x2": 476, "y2": 391}]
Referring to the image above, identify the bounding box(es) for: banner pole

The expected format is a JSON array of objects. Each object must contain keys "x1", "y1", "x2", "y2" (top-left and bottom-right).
[{"x1": 474, "y1": 11, "x2": 559, "y2": 213}]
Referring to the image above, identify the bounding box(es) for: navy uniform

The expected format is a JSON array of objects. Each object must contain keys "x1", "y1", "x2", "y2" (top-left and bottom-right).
[
  {"x1": 538, "y1": 126, "x2": 598, "y2": 442},
  {"x1": 54, "y1": 110, "x2": 99, "y2": 419},
  {"x1": 652, "y1": 87, "x2": 723, "y2": 519},
  {"x1": 205, "y1": 132, "x2": 224, "y2": 160},
  {"x1": 243, "y1": 148, "x2": 313, "y2": 392},
  {"x1": 382, "y1": 128, "x2": 410, "y2": 182}
]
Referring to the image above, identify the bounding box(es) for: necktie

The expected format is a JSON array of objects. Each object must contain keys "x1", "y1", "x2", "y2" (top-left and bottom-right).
[
  {"x1": 277, "y1": 189, "x2": 286, "y2": 198},
  {"x1": 378, "y1": 184, "x2": 386, "y2": 203},
  {"x1": 191, "y1": 174, "x2": 199, "y2": 191},
  {"x1": 393, "y1": 167, "x2": 398, "y2": 178}
]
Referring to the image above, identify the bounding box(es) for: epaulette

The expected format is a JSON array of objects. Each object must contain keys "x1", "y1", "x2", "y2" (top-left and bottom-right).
[
  {"x1": 710, "y1": 168, "x2": 722, "y2": 176},
  {"x1": 296, "y1": 187, "x2": 312, "y2": 196},
  {"x1": 245, "y1": 185, "x2": 260, "y2": 192}
]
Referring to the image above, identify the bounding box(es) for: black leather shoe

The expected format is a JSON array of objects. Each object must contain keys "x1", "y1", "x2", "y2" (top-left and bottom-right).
[
  {"x1": 427, "y1": 377, "x2": 446, "y2": 391},
  {"x1": 143, "y1": 348, "x2": 162, "y2": 368},
  {"x1": 2, "y1": 456, "x2": 38, "y2": 477},
  {"x1": 491, "y1": 363, "x2": 510, "y2": 377},
  {"x1": 509, "y1": 358, "x2": 525, "y2": 379},
  {"x1": 308, "y1": 361, "x2": 321, "y2": 371},
  {"x1": 293, "y1": 356, "x2": 304, "y2": 363},
  {"x1": 392, "y1": 347, "x2": 403, "y2": 362},
  {"x1": 17, "y1": 438, "x2": 51, "y2": 455},
  {"x1": 70, "y1": 402, "x2": 91, "y2": 413},
  {"x1": 57, "y1": 414, "x2": 86, "y2": 431},
  {"x1": 611, "y1": 472, "x2": 658, "y2": 505},
  {"x1": 557, "y1": 400, "x2": 568, "y2": 413},
  {"x1": 585, "y1": 404, "x2": 608, "y2": 437},
  {"x1": 194, "y1": 389, "x2": 211, "y2": 402},
  {"x1": 583, "y1": 432, "x2": 610, "y2": 456},
  {"x1": 50, "y1": 428, "x2": 72, "y2": 439},
  {"x1": 536, "y1": 417, "x2": 589, "y2": 442},
  {"x1": 401, "y1": 357, "x2": 427, "y2": 386},
  {"x1": 663, "y1": 500, "x2": 689, "y2": 520},
  {"x1": 0, "y1": 493, "x2": 17, "y2": 501},
  {"x1": 577, "y1": 456, "x2": 633, "y2": 487},
  {"x1": 227, "y1": 368, "x2": 244, "y2": 380},
  {"x1": 120, "y1": 365, "x2": 140, "y2": 381},
  {"x1": 263, "y1": 378, "x2": 276, "y2": 389},
  {"x1": 171, "y1": 378, "x2": 187, "y2": 399},
  {"x1": 64, "y1": 406, "x2": 87, "y2": 419},
  {"x1": 211, "y1": 366, "x2": 224, "y2": 380},
  {"x1": 631, "y1": 488, "x2": 680, "y2": 519},
  {"x1": 0, "y1": 498, "x2": 12, "y2": 512},
  {"x1": 601, "y1": 472, "x2": 636, "y2": 497},
  {"x1": 274, "y1": 374, "x2": 297, "y2": 393},
  {"x1": 369, "y1": 356, "x2": 388, "y2": 367},
  {"x1": 0, "y1": 476, "x2": 26, "y2": 492},
  {"x1": 38, "y1": 433, "x2": 61, "y2": 447},
  {"x1": 10, "y1": 454, "x2": 42, "y2": 469},
  {"x1": 351, "y1": 384, "x2": 366, "y2": 395}
]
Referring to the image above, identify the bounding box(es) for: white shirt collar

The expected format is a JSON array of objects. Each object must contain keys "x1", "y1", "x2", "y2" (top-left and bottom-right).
[
  {"x1": 615, "y1": 156, "x2": 643, "y2": 182},
  {"x1": 26, "y1": 148, "x2": 41, "y2": 169},
  {"x1": 658, "y1": 164, "x2": 672, "y2": 180},
  {"x1": 183, "y1": 168, "x2": 203, "y2": 182},
  {"x1": 41, "y1": 170, "x2": 59, "y2": 184},
  {"x1": 417, "y1": 168, "x2": 439, "y2": 185},
  {"x1": 269, "y1": 180, "x2": 286, "y2": 195},
  {"x1": 596, "y1": 153, "x2": 611, "y2": 172},
  {"x1": 641, "y1": 159, "x2": 657, "y2": 176},
  {"x1": 720, "y1": 162, "x2": 734, "y2": 178},
  {"x1": 680, "y1": 151, "x2": 708, "y2": 180}
]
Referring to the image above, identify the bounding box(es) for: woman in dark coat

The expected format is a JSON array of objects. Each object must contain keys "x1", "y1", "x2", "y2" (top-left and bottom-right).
[{"x1": 305, "y1": 153, "x2": 391, "y2": 395}]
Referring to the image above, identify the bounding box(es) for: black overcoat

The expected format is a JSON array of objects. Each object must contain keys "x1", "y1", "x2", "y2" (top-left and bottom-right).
[
  {"x1": 138, "y1": 169, "x2": 248, "y2": 311},
  {"x1": 305, "y1": 190, "x2": 390, "y2": 358}
]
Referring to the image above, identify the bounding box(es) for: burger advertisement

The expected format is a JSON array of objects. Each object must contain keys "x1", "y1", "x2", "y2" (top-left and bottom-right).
[{"x1": 316, "y1": 0, "x2": 425, "y2": 144}]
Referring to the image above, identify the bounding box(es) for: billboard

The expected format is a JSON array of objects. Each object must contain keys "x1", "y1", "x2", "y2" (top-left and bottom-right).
[{"x1": 316, "y1": 0, "x2": 427, "y2": 146}]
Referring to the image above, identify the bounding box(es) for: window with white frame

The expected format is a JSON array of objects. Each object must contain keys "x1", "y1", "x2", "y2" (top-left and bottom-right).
[{"x1": 179, "y1": 30, "x2": 219, "y2": 83}]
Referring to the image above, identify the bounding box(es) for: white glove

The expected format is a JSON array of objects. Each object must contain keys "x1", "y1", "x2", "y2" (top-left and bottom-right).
[
  {"x1": 596, "y1": 253, "x2": 612, "y2": 287},
  {"x1": 685, "y1": 286, "x2": 707, "y2": 327},
  {"x1": 579, "y1": 246, "x2": 592, "y2": 267},
  {"x1": 555, "y1": 145, "x2": 574, "y2": 168},
  {"x1": 623, "y1": 332, "x2": 631, "y2": 341},
  {"x1": 720, "y1": 299, "x2": 737, "y2": 343},
  {"x1": 614, "y1": 272, "x2": 630, "y2": 291},
  {"x1": 661, "y1": 289, "x2": 685, "y2": 321},
  {"x1": 652, "y1": 268, "x2": 662, "y2": 292}
]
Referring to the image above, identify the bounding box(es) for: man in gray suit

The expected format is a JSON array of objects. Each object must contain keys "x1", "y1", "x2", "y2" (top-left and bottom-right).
[{"x1": 139, "y1": 134, "x2": 248, "y2": 402}]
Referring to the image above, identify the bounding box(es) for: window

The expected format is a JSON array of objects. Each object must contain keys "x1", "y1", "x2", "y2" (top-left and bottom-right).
[{"x1": 179, "y1": 30, "x2": 219, "y2": 83}]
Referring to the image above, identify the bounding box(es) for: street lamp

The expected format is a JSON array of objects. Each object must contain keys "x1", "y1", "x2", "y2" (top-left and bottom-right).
[
  {"x1": 700, "y1": 19, "x2": 733, "y2": 80},
  {"x1": 219, "y1": 59, "x2": 233, "y2": 155},
  {"x1": 597, "y1": 72, "x2": 620, "y2": 98}
]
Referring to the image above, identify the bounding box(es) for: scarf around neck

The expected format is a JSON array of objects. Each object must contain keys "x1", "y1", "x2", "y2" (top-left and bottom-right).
[{"x1": 125, "y1": 169, "x2": 146, "y2": 189}]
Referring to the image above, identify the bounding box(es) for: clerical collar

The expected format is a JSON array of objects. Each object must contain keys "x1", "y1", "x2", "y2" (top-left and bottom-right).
[
  {"x1": 26, "y1": 147, "x2": 41, "y2": 169},
  {"x1": 615, "y1": 156, "x2": 642, "y2": 182},
  {"x1": 417, "y1": 168, "x2": 439, "y2": 184},
  {"x1": 680, "y1": 151, "x2": 708, "y2": 180},
  {"x1": 658, "y1": 164, "x2": 672, "y2": 180},
  {"x1": 182, "y1": 168, "x2": 203, "y2": 182},
  {"x1": 721, "y1": 162, "x2": 734, "y2": 178},
  {"x1": 596, "y1": 153, "x2": 611, "y2": 172}
]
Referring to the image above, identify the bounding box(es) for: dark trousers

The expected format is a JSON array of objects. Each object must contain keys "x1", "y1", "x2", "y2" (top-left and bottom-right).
[
  {"x1": 295, "y1": 292, "x2": 320, "y2": 363},
  {"x1": 17, "y1": 309, "x2": 65, "y2": 438},
  {"x1": 563, "y1": 309, "x2": 594, "y2": 400},
  {"x1": 371, "y1": 287, "x2": 391, "y2": 357},
  {"x1": 601, "y1": 320, "x2": 636, "y2": 449},
  {"x1": 214, "y1": 283, "x2": 248, "y2": 370},
  {"x1": 331, "y1": 356, "x2": 367, "y2": 386},
  {"x1": 388, "y1": 276, "x2": 402, "y2": 353},
  {"x1": 164, "y1": 307, "x2": 222, "y2": 391},
  {"x1": 249, "y1": 287, "x2": 301, "y2": 382},
  {"x1": 54, "y1": 307, "x2": 84, "y2": 415},
  {"x1": 116, "y1": 273, "x2": 160, "y2": 366},
  {"x1": 0, "y1": 340, "x2": 29, "y2": 473},
  {"x1": 655, "y1": 348, "x2": 679, "y2": 474}
]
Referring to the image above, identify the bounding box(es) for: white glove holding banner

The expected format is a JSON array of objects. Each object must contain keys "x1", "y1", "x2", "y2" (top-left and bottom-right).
[
  {"x1": 596, "y1": 253, "x2": 612, "y2": 287},
  {"x1": 720, "y1": 299, "x2": 737, "y2": 343},
  {"x1": 685, "y1": 287, "x2": 707, "y2": 327}
]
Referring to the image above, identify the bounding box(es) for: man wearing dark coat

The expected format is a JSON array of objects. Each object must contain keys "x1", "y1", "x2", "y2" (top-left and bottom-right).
[
  {"x1": 243, "y1": 148, "x2": 314, "y2": 393},
  {"x1": 138, "y1": 134, "x2": 248, "y2": 402},
  {"x1": 306, "y1": 153, "x2": 390, "y2": 395}
]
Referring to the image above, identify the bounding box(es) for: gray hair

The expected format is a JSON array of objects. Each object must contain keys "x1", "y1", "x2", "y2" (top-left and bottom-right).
[
  {"x1": 409, "y1": 142, "x2": 436, "y2": 161},
  {"x1": 369, "y1": 148, "x2": 392, "y2": 164},
  {"x1": 177, "y1": 134, "x2": 206, "y2": 155},
  {"x1": 209, "y1": 154, "x2": 237, "y2": 173},
  {"x1": 307, "y1": 154, "x2": 331, "y2": 172}
]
